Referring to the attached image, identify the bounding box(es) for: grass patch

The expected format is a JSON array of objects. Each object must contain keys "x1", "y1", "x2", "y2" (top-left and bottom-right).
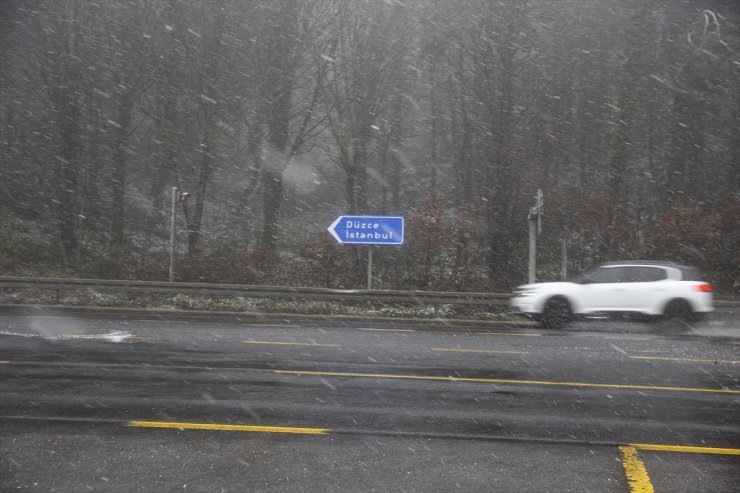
[{"x1": 0, "y1": 288, "x2": 511, "y2": 320}]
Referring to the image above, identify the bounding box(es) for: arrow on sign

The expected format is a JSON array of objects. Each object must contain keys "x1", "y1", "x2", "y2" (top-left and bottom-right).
[{"x1": 327, "y1": 216, "x2": 404, "y2": 245}]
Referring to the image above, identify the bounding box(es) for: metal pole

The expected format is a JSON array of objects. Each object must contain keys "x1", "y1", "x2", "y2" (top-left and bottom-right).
[
  {"x1": 367, "y1": 246, "x2": 373, "y2": 290},
  {"x1": 561, "y1": 239, "x2": 567, "y2": 281},
  {"x1": 169, "y1": 186, "x2": 177, "y2": 282},
  {"x1": 536, "y1": 189, "x2": 543, "y2": 235},
  {"x1": 528, "y1": 218, "x2": 536, "y2": 284},
  {"x1": 527, "y1": 189, "x2": 543, "y2": 285}
]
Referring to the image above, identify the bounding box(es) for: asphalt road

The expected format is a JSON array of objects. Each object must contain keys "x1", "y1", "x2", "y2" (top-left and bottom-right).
[{"x1": 1, "y1": 305, "x2": 739, "y2": 492}]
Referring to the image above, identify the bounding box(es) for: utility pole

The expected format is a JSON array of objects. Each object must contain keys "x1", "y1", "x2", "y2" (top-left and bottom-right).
[
  {"x1": 561, "y1": 238, "x2": 567, "y2": 281},
  {"x1": 527, "y1": 189, "x2": 543, "y2": 284},
  {"x1": 169, "y1": 187, "x2": 189, "y2": 282},
  {"x1": 169, "y1": 187, "x2": 177, "y2": 282}
]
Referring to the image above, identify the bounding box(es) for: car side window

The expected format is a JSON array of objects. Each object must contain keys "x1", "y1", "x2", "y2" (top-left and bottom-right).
[
  {"x1": 588, "y1": 266, "x2": 626, "y2": 283},
  {"x1": 622, "y1": 267, "x2": 667, "y2": 282}
]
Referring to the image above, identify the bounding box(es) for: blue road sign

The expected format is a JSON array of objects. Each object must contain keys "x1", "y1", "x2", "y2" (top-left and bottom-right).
[{"x1": 327, "y1": 215, "x2": 404, "y2": 245}]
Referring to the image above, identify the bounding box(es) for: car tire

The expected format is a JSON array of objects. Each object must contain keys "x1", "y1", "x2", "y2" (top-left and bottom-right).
[
  {"x1": 542, "y1": 297, "x2": 571, "y2": 329},
  {"x1": 659, "y1": 298, "x2": 694, "y2": 329}
]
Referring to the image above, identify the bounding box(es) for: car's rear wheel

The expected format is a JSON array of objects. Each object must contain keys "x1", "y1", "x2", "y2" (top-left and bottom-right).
[
  {"x1": 542, "y1": 297, "x2": 571, "y2": 329},
  {"x1": 659, "y1": 298, "x2": 694, "y2": 329}
]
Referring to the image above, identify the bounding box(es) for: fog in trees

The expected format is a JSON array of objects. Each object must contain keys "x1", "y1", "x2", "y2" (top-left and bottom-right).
[{"x1": 1, "y1": 0, "x2": 738, "y2": 294}]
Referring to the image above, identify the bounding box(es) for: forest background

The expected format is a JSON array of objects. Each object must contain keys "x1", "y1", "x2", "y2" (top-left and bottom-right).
[{"x1": 1, "y1": 0, "x2": 738, "y2": 296}]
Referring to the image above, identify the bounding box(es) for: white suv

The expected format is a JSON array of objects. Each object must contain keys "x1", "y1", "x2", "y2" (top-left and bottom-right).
[{"x1": 510, "y1": 261, "x2": 713, "y2": 329}]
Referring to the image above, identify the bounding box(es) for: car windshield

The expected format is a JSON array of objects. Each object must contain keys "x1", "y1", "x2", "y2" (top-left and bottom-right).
[
  {"x1": 569, "y1": 269, "x2": 597, "y2": 284},
  {"x1": 1, "y1": 1, "x2": 738, "y2": 491}
]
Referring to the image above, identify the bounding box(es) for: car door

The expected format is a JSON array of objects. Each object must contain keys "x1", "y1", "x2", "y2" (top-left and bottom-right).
[
  {"x1": 576, "y1": 266, "x2": 627, "y2": 313},
  {"x1": 611, "y1": 266, "x2": 668, "y2": 313}
]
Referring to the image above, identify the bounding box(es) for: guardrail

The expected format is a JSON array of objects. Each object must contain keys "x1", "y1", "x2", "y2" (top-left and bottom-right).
[
  {"x1": 1, "y1": 276, "x2": 738, "y2": 311},
  {"x1": 0, "y1": 276, "x2": 511, "y2": 307}
]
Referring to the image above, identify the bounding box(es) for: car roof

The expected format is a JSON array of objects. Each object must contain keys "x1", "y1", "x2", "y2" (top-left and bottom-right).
[
  {"x1": 596, "y1": 261, "x2": 702, "y2": 279},
  {"x1": 598, "y1": 260, "x2": 694, "y2": 269}
]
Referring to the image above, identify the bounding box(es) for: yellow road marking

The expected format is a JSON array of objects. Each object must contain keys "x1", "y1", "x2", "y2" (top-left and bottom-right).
[
  {"x1": 243, "y1": 341, "x2": 340, "y2": 348},
  {"x1": 432, "y1": 348, "x2": 529, "y2": 355},
  {"x1": 0, "y1": 360, "x2": 9, "y2": 364},
  {"x1": 275, "y1": 370, "x2": 740, "y2": 395},
  {"x1": 358, "y1": 328, "x2": 416, "y2": 333},
  {"x1": 630, "y1": 356, "x2": 739, "y2": 365},
  {"x1": 241, "y1": 324, "x2": 300, "y2": 328},
  {"x1": 619, "y1": 446, "x2": 654, "y2": 493},
  {"x1": 631, "y1": 443, "x2": 740, "y2": 456},
  {"x1": 475, "y1": 332, "x2": 541, "y2": 337},
  {"x1": 126, "y1": 420, "x2": 329, "y2": 435}
]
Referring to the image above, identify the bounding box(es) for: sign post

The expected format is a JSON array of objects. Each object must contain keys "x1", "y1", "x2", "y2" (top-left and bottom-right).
[{"x1": 327, "y1": 215, "x2": 404, "y2": 289}]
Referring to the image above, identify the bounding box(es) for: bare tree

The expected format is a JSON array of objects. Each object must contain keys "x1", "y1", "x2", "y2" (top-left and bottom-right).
[
  {"x1": 254, "y1": 0, "x2": 326, "y2": 251},
  {"x1": 34, "y1": 1, "x2": 98, "y2": 270},
  {"x1": 314, "y1": 0, "x2": 406, "y2": 215}
]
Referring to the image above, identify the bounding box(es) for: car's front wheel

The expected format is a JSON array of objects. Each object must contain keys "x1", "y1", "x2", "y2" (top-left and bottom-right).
[{"x1": 541, "y1": 297, "x2": 572, "y2": 329}]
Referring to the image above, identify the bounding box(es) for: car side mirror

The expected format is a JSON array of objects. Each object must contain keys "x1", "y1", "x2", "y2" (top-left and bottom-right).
[{"x1": 579, "y1": 276, "x2": 594, "y2": 285}]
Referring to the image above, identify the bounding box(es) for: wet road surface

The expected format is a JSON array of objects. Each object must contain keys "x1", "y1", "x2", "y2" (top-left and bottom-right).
[{"x1": 1, "y1": 306, "x2": 738, "y2": 492}]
